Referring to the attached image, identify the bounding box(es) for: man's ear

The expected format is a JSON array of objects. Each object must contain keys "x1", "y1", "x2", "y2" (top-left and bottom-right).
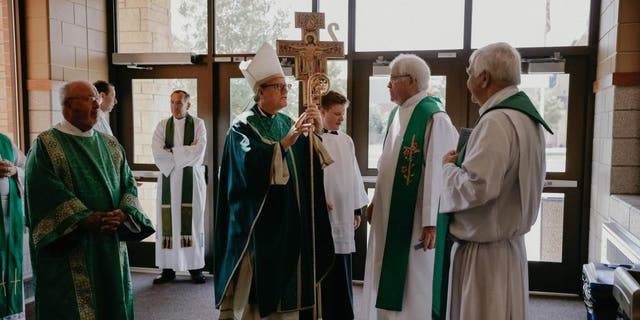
[{"x1": 480, "y1": 70, "x2": 491, "y2": 89}]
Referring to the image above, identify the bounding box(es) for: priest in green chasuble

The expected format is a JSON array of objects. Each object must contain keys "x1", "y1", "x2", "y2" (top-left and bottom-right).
[
  {"x1": 0, "y1": 133, "x2": 26, "y2": 320},
  {"x1": 359, "y1": 54, "x2": 458, "y2": 320},
  {"x1": 25, "y1": 80, "x2": 155, "y2": 320},
  {"x1": 214, "y1": 43, "x2": 335, "y2": 319}
]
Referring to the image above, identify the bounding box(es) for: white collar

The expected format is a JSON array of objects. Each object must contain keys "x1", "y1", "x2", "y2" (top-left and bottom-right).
[
  {"x1": 400, "y1": 91, "x2": 428, "y2": 109},
  {"x1": 55, "y1": 120, "x2": 95, "y2": 137}
]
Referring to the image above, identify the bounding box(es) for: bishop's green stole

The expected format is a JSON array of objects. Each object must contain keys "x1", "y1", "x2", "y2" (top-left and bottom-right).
[
  {"x1": 0, "y1": 134, "x2": 23, "y2": 317},
  {"x1": 161, "y1": 114, "x2": 195, "y2": 249},
  {"x1": 376, "y1": 97, "x2": 443, "y2": 311},
  {"x1": 432, "y1": 91, "x2": 553, "y2": 319}
]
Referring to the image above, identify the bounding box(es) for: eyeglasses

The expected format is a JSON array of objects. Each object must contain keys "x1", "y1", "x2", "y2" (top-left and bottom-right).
[
  {"x1": 67, "y1": 96, "x2": 102, "y2": 104},
  {"x1": 261, "y1": 83, "x2": 293, "y2": 91},
  {"x1": 389, "y1": 74, "x2": 411, "y2": 82}
]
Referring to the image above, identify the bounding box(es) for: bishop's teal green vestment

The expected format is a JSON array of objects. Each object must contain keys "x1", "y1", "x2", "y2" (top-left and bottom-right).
[
  {"x1": 25, "y1": 128, "x2": 155, "y2": 320},
  {"x1": 214, "y1": 105, "x2": 335, "y2": 317}
]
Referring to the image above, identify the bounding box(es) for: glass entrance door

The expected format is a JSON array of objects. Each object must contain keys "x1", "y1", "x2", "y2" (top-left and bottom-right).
[{"x1": 115, "y1": 65, "x2": 215, "y2": 270}]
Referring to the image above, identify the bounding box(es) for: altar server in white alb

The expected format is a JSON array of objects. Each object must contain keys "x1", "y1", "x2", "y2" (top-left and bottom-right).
[
  {"x1": 360, "y1": 53, "x2": 458, "y2": 320},
  {"x1": 319, "y1": 90, "x2": 369, "y2": 320},
  {"x1": 93, "y1": 80, "x2": 118, "y2": 136},
  {"x1": 434, "y1": 42, "x2": 553, "y2": 320},
  {"x1": 152, "y1": 89, "x2": 208, "y2": 284}
]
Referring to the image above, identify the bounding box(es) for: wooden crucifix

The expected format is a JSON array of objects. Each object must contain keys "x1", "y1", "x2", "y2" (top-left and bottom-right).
[
  {"x1": 276, "y1": 12, "x2": 344, "y2": 106},
  {"x1": 276, "y1": 12, "x2": 344, "y2": 320}
]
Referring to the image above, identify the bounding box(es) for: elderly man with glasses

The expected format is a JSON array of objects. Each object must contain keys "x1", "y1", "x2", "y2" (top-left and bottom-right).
[
  {"x1": 25, "y1": 80, "x2": 155, "y2": 319},
  {"x1": 214, "y1": 43, "x2": 334, "y2": 320},
  {"x1": 360, "y1": 54, "x2": 458, "y2": 320}
]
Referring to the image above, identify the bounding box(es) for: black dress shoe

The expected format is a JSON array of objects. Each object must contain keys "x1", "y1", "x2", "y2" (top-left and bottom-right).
[
  {"x1": 189, "y1": 270, "x2": 206, "y2": 284},
  {"x1": 153, "y1": 269, "x2": 176, "y2": 284}
]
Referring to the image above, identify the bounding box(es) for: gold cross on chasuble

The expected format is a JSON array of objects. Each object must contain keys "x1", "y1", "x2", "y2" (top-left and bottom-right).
[
  {"x1": 0, "y1": 271, "x2": 6, "y2": 297},
  {"x1": 10, "y1": 268, "x2": 20, "y2": 295},
  {"x1": 276, "y1": 12, "x2": 344, "y2": 106}
]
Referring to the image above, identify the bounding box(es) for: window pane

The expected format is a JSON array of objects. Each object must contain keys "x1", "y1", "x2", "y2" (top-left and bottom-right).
[
  {"x1": 521, "y1": 74, "x2": 568, "y2": 172},
  {"x1": 472, "y1": 0, "x2": 589, "y2": 48},
  {"x1": 215, "y1": 0, "x2": 312, "y2": 54},
  {"x1": 117, "y1": 0, "x2": 208, "y2": 54},
  {"x1": 356, "y1": 0, "x2": 464, "y2": 51},
  {"x1": 137, "y1": 181, "x2": 158, "y2": 242},
  {"x1": 526, "y1": 192, "x2": 564, "y2": 262},
  {"x1": 327, "y1": 60, "x2": 348, "y2": 132},
  {"x1": 132, "y1": 79, "x2": 198, "y2": 164},
  {"x1": 319, "y1": 0, "x2": 348, "y2": 54},
  {"x1": 229, "y1": 76, "x2": 300, "y2": 123},
  {"x1": 367, "y1": 75, "x2": 447, "y2": 169}
]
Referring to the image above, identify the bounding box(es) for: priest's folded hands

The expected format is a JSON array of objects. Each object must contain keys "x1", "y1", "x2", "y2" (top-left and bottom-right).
[
  {"x1": 79, "y1": 209, "x2": 127, "y2": 234},
  {"x1": 0, "y1": 158, "x2": 17, "y2": 177}
]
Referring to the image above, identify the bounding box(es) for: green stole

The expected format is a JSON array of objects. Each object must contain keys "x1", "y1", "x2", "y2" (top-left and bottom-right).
[
  {"x1": 431, "y1": 91, "x2": 553, "y2": 319},
  {"x1": 161, "y1": 114, "x2": 195, "y2": 249},
  {"x1": 376, "y1": 96, "x2": 443, "y2": 311},
  {"x1": 0, "y1": 134, "x2": 23, "y2": 317}
]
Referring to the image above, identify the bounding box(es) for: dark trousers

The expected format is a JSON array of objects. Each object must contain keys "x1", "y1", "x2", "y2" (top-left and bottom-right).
[{"x1": 320, "y1": 253, "x2": 354, "y2": 320}]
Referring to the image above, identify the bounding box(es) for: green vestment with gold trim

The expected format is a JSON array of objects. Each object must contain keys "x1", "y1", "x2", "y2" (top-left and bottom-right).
[
  {"x1": 0, "y1": 133, "x2": 24, "y2": 319},
  {"x1": 214, "y1": 105, "x2": 334, "y2": 317},
  {"x1": 25, "y1": 129, "x2": 155, "y2": 320}
]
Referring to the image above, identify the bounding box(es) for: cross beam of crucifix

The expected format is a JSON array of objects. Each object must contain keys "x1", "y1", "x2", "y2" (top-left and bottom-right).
[{"x1": 276, "y1": 12, "x2": 344, "y2": 106}]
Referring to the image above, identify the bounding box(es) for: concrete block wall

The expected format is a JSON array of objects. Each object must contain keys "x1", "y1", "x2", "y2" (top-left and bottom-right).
[
  {"x1": 25, "y1": 0, "x2": 109, "y2": 142},
  {"x1": 589, "y1": 0, "x2": 640, "y2": 262}
]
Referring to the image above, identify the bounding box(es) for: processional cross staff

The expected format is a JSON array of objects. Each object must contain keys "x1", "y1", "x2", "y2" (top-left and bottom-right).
[{"x1": 276, "y1": 11, "x2": 344, "y2": 320}]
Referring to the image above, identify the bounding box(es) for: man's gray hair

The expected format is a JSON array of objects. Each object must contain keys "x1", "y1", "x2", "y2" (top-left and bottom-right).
[
  {"x1": 389, "y1": 54, "x2": 431, "y2": 91},
  {"x1": 469, "y1": 42, "x2": 521, "y2": 86}
]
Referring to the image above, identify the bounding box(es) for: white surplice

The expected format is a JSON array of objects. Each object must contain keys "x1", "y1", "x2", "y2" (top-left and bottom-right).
[
  {"x1": 439, "y1": 86, "x2": 546, "y2": 320},
  {"x1": 94, "y1": 109, "x2": 113, "y2": 136},
  {"x1": 360, "y1": 92, "x2": 458, "y2": 320},
  {"x1": 321, "y1": 131, "x2": 369, "y2": 254},
  {"x1": 152, "y1": 115, "x2": 207, "y2": 270}
]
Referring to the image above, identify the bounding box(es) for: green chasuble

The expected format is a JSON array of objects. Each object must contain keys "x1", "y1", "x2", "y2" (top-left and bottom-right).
[
  {"x1": 25, "y1": 128, "x2": 155, "y2": 320},
  {"x1": 376, "y1": 96, "x2": 443, "y2": 311},
  {"x1": 0, "y1": 133, "x2": 24, "y2": 318},
  {"x1": 214, "y1": 105, "x2": 334, "y2": 317},
  {"x1": 432, "y1": 91, "x2": 553, "y2": 320}
]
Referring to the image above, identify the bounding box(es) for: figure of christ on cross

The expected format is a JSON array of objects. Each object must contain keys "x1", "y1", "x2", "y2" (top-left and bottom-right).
[{"x1": 277, "y1": 12, "x2": 344, "y2": 106}]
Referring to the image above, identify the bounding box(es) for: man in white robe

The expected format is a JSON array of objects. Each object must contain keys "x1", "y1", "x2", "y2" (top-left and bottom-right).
[
  {"x1": 93, "y1": 80, "x2": 118, "y2": 136},
  {"x1": 320, "y1": 90, "x2": 369, "y2": 319},
  {"x1": 152, "y1": 89, "x2": 207, "y2": 284},
  {"x1": 360, "y1": 54, "x2": 458, "y2": 320},
  {"x1": 435, "y1": 42, "x2": 552, "y2": 320}
]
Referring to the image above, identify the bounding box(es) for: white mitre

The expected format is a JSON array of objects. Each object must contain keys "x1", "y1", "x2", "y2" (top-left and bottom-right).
[{"x1": 239, "y1": 43, "x2": 285, "y2": 93}]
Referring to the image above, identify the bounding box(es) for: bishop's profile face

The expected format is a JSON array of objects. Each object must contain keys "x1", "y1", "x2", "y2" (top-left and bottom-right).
[{"x1": 258, "y1": 77, "x2": 289, "y2": 112}]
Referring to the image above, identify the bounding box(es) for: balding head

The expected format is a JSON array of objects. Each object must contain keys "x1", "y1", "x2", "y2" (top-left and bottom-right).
[{"x1": 60, "y1": 81, "x2": 101, "y2": 131}]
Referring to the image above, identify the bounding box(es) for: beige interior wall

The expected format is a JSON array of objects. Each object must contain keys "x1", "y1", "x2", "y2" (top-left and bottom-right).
[
  {"x1": 589, "y1": 0, "x2": 640, "y2": 262},
  {"x1": 24, "y1": 0, "x2": 109, "y2": 143},
  {"x1": 0, "y1": 0, "x2": 19, "y2": 142}
]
